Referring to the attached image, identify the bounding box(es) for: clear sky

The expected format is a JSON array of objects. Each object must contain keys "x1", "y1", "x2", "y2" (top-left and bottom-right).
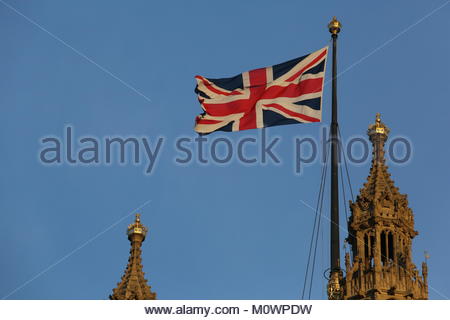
[{"x1": 0, "y1": 0, "x2": 449, "y2": 300}]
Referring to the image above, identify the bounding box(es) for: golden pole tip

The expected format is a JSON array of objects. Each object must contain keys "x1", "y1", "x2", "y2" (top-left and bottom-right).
[{"x1": 328, "y1": 16, "x2": 342, "y2": 35}]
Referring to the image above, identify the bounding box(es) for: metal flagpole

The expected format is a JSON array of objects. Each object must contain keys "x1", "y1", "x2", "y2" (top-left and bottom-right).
[{"x1": 327, "y1": 16, "x2": 343, "y2": 300}]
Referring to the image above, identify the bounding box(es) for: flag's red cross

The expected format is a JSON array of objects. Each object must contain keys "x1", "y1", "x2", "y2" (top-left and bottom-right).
[{"x1": 196, "y1": 48, "x2": 327, "y2": 132}]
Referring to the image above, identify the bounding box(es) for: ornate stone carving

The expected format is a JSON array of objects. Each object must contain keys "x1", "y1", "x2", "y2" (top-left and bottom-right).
[
  {"x1": 342, "y1": 114, "x2": 428, "y2": 300},
  {"x1": 110, "y1": 214, "x2": 157, "y2": 300}
]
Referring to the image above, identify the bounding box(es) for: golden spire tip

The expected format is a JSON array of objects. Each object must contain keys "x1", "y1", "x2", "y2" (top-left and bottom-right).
[{"x1": 127, "y1": 213, "x2": 147, "y2": 239}]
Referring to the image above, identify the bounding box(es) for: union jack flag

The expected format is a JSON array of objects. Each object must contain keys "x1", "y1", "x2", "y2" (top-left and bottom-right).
[{"x1": 194, "y1": 46, "x2": 328, "y2": 134}]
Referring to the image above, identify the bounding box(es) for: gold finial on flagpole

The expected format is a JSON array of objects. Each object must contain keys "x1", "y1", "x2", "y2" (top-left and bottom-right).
[{"x1": 328, "y1": 16, "x2": 342, "y2": 35}]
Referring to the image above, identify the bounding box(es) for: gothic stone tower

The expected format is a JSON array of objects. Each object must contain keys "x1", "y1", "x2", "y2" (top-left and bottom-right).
[
  {"x1": 110, "y1": 214, "x2": 157, "y2": 300},
  {"x1": 343, "y1": 114, "x2": 428, "y2": 300}
]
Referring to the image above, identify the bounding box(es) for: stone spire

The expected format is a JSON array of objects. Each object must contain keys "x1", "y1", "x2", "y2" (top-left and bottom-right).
[
  {"x1": 110, "y1": 214, "x2": 157, "y2": 300},
  {"x1": 358, "y1": 113, "x2": 399, "y2": 204},
  {"x1": 342, "y1": 114, "x2": 428, "y2": 300}
]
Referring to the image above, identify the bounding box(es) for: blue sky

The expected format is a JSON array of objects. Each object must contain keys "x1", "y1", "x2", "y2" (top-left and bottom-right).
[{"x1": 0, "y1": 0, "x2": 449, "y2": 299}]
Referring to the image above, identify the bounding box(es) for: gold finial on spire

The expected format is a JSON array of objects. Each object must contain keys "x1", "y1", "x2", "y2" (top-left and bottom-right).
[
  {"x1": 110, "y1": 213, "x2": 156, "y2": 300},
  {"x1": 127, "y1": 213, "x2": 148, "y2": 240},
  {"x1": 328, "y1": 16, "x2": 342, "y2": 35},
  {"x1": 367, "y1": 113, "x2": 390, "y2": 164},
  {"x1": 368, "y1": 112, "x2": 390, "y2": 137}
]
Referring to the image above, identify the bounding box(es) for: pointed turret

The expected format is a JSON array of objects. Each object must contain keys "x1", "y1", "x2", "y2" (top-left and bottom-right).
[
  {"x1": 110, "y1": 214, "x2": 157, "y2": 300},
  {"x1": 343, "y1": 114, "x2": 428, "y2": 300},
  {"x1": 357, "y1": 113, "x2": 400, "y2": 205}
]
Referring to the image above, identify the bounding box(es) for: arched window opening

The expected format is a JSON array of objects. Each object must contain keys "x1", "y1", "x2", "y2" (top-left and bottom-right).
[
  {"x1": 381, "y1": 231, "x2": 387, "y2": 264},
  {"x1": 364, "y1": 234, "x2": 369, "y2": 259},
  {"x1": 370, "y1": 234, "x2": 375, "y2": 267},
  {"x1": 388, "y1": 232, "x2": 394, "y2": 261}
]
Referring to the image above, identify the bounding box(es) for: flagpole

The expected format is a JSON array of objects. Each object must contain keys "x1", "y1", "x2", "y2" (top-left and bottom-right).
[{"x1": 327, "y1": 16, "x2": 343, "y2": 300}]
